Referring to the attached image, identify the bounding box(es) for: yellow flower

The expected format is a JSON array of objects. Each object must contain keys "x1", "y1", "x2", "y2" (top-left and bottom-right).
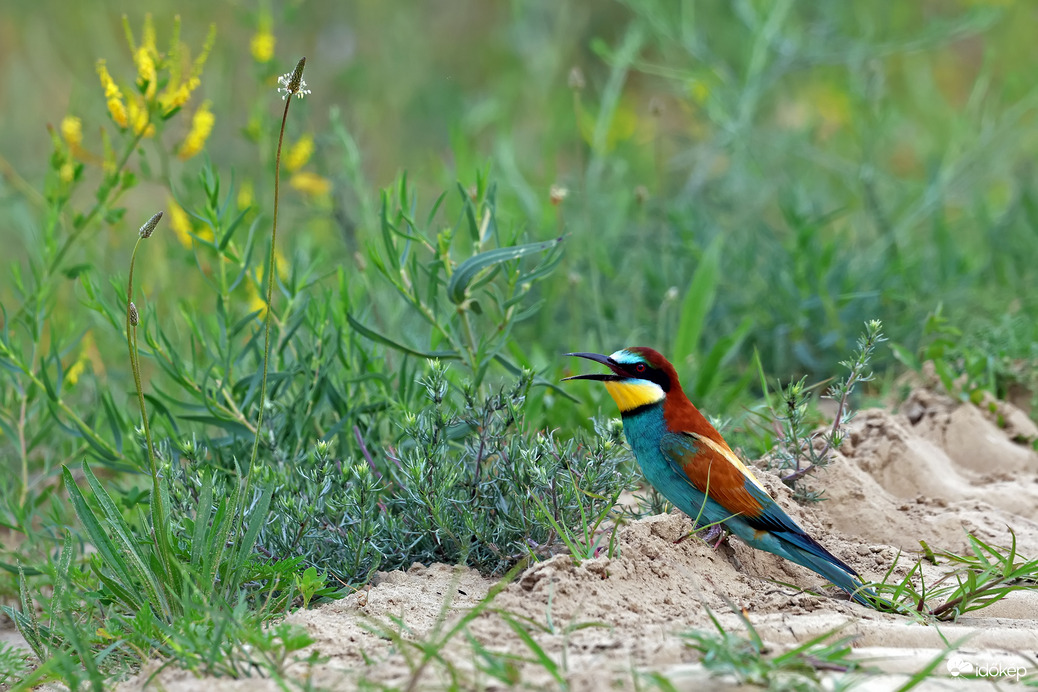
[
  {"x1": 97, "y1": 60, "x2": 129, "y2": 128},
  {"x1": 178, "y1": 101, "x2": 214, "y2": 160},
  {"x1": 247, "y1": 281, "x2": 268, "y2": 317},
  {"x1": 126, "y1": 97, "x2": 155, "y2": 137},
  {"x1": 251, "y1": 31, "x2": 275, "y2": 64},
  {"x1": 141, "y1": 13, "x2": 157, "y2": 55},
  {"x1": 135, "y1": 46, "x2": 157, "y2": 98},
  {"x1": 60, "y1": 115, "x2": 89, "y2": 160},
  {"x1": 290, "y1": 171, "x2": 331, "y2": 197},
  {"x1": 251, "y1": 8, "x2": 275, "y2": 63},
  {"x1": 168, "y1": 198, "x2": 216, "y2": 246},
  {"x1": 153, "y1": 18, "x2": 208, "y2": 116},
  {"x1": 61, "y1": 116, "x2": 83, "y2": 148},
  {"x1": 168, "y1": 199, "x2": 194, "y2": 248},
  {"x1": 108, "y1": 99, "x2": 129, "y2": 129},
  {"x1": 66, "y1": 331, "x2": 100, "y2": 386},
  {"x1": 59, "y1": 162, "x2": 76, "y2": 183},
  {"x1": 96, "y1": 60, "x2": 120, "y2": 100},
  {"x1": 285, "y1": 134, "x2": 313, "y2": 172},
  {"x1": 66, "y1": 358, "x2": 86, "y2": 387},
  {"x1": 238, "y1": 180, "x2": 254, "y2": 210},
  {"x1": 159, "y1": 77, "x2": 199, "y2": 115}
]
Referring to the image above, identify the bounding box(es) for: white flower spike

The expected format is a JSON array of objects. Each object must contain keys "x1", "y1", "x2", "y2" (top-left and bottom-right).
[{"x1": 277, "y1": 57, "x2": 311, "y2": 100}]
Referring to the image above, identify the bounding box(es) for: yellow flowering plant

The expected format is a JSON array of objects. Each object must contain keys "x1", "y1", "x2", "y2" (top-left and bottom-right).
[{"x1": 34, "y1": 14, "x2": 217, "y2": 292}]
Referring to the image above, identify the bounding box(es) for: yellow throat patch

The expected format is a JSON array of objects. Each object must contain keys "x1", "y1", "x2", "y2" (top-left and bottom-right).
[{"x1": 603, "y1": 380, "x2": 665, "y2": 413}]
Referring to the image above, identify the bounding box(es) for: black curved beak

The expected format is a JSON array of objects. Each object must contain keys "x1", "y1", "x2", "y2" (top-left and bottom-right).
[{"x1": 562, "y1": 352, "x2": 624, "y2": 381}]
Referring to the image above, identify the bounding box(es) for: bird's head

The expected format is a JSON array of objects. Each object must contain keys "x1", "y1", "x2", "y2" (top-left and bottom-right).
[{"x1": 563, "y1": 347, "x2": 681, "y2": 414}]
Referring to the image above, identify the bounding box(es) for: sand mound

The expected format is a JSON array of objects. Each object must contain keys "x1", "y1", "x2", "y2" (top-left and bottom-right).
[{"x1": 116, "y1": 389, "x2": 1038, "y2": 690}]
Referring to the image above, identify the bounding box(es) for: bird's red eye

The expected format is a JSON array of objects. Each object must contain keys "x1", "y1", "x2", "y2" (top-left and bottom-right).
[{"x1": 635, "y1": 363, "x2": 647, "y2": 373}]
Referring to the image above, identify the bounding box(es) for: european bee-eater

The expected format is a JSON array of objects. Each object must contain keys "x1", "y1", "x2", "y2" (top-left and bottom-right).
[{"x1": 565, "y1": 347, "x2": 880, "y2": 608}]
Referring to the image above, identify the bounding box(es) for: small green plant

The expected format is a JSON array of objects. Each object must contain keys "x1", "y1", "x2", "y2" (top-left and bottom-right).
[
  {"x1": 526, "y1": 417, "x2": 627, "y2": 565},
  {"x1": 892, "y1": 305, "x2": 1038, "y2": 412},
  {"x1": 0, "y1": 639, "x2": 31, "y2": 687},
  {"x1": 763, "y1": 320, "x2": 886, "y2": 501},
  {"x1": 293, "y1": 566, "x2": 332, "y2": 609},
  {"x1": 872, "y1": 530, "x2": 1038, "y2": 621},
  {"x1": 682, "y1": 604, "x2": 860, "y2": 690},
  {"x1": 249, "y1": 361, "x2": 635, "y2": 584}
]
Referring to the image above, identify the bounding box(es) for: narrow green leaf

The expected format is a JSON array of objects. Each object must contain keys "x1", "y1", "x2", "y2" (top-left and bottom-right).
[
  {"x1": 447, "y1": 238, "x2": 562, "y2": 305},
  {"x1": 230, "y1": 486, "x2": 272, "y2": 592},
  {"x1": 459, "y1": 183, "x2": 480, "y2": 242},
  {"x1": 692, "y1": 317, "x2": 752, "y2": 400},
  {"x1": 501, "y1": 614, "x2": 564, "y2": 685},
  {"x1": 100, "y1": 391, "x2": 124, "y2": 453},
  {"x1": 0, "y1": 561, "x2": 42, "y2": 576},
  {"x1": 191, "y1": 473, "x2": 215, "y2": 567},
  {"x1": 218, "y1": 207, "x2": 250, "y2": 251},
  {"x1": 50, "y1": 531, "x2": 74, "y2": 621},
  {"x1": 673, "y1": 235, "x2": 723, "y2": 364},
  {"x1": 379, "y1": 190, "x2": 400, "y2": 272},
  {"x1": 889, "y1": 342, "x2": 921, "y2": 372},
  {"x1": 346, "y1": 313, "x2": 458, "y2": 360},
  {"x1": 79, "y1": 462, "x2": 170, "y2": 616},
  {"x1": 204, "y1": 484, "x2": 239, "y2": 595},
  {"x1": 63, "y1": 466, "x2": 136, "y2": 600},
  {"x1": 177, "y1": 415, "x2": 253, "y2": 438},
  {"x1": 15, "y1": 567, "x2": 46, "y2": 660}
]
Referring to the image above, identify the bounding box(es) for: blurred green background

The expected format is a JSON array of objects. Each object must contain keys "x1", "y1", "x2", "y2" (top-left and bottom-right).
[{"x1": 2, "y1": 0, "x2": 1037, "y2": 421}]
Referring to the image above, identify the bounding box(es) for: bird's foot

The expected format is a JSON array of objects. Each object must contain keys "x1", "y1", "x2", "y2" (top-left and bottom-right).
[
  {"x1": 700, "y1": 524, "x2": 728, "y2": 549},
  {"x1": 674, "y1": 524, "x2": 729, "y2": 548}
]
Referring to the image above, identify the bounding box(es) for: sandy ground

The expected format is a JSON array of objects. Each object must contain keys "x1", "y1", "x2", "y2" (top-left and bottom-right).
[{"x1": 36, "y1": 388, "x2": 1038, "y2": 689}]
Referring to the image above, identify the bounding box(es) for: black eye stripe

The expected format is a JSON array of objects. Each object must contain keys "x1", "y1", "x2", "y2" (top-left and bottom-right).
[{"x1": 624, "y1": 361, "x2": 670, "y2": 392}]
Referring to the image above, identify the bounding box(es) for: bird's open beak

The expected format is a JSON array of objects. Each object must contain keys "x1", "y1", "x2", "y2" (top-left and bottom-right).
[{"x1": 562, "y1": 352, "x2": 624, "y2": 381}]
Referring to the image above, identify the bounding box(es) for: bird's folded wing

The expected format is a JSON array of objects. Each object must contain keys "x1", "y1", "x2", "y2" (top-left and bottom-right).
[
  {"x1": 660, "y1": 431, "x2": 767, "y2": 521},
  {"x1": 661, "y1": 431, "x2": 860, "y2": 576}
]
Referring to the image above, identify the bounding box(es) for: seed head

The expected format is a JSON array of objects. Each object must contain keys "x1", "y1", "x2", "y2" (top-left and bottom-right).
[
  {"x1": 139, "y1": 211, "x2": 163, "y2": 238},
  {"x1": 549, "y1": 184, "x2": 568, "y2": 206},
  {"x1": 129, "y1": 302, "x2": 139, "y2": 326},
  {"x1": 568, "y1": 66, "x2": 585, "y2": 91},
  {"x1": 277, "y1": 57, "x2": 311, "y2": 100}
]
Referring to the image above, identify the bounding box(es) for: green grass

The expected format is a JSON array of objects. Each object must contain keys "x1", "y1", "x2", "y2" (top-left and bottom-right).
[
  {"x1": 1, "y1": 1, "x2": 1037, "y2": 688},
  {"x1": 872, "y1": 529, "x2": 1038, "y2": 622},
  {"x1": 682, "y1": 604, "x2": 861, "y2": 691}
]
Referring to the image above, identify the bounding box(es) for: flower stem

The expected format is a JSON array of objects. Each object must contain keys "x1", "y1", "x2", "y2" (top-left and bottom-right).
[{"x1": 246, "y1": 69, "x2": 299, "y2": 487}]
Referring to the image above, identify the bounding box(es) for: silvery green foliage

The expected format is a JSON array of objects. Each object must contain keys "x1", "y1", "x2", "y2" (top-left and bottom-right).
[{"x1": 173, "y1": 363, "x2": 634, "y2": 585}]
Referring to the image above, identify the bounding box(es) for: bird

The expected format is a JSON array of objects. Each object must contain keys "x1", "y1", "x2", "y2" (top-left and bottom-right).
[{"x1": 564, "y1": 346, "x2": 881, "y2": 608}]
